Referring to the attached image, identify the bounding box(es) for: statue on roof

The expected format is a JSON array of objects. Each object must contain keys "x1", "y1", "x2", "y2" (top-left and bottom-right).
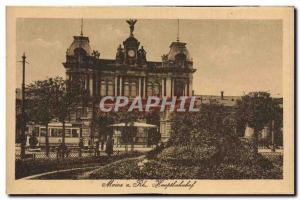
[
  {"x1": 137, "y1": 46, "x2": 147, "y2": 65},
  {"x1": 116, "y1": 44, "x2": 125, "y2": 64},
  {"x1": 92, "y1": 50, "x2": 100, "y2": 59},
  {"x1": 126, "y1": 19, "x2": 137, "y2": 36}
]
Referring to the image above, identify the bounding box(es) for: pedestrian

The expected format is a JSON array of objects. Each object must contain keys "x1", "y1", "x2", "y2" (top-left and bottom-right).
[
  {"x1": 95, "y1": 140, "x2": 100, "y2": 156},
  {"x1": 105, "y1": 135, "x2": 114, "y2": 157}
]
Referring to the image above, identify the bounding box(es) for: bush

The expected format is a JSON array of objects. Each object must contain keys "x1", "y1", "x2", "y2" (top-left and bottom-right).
[
  {"x1": 89, "y1": 157, "x2": 200, "y2": 179},
  {"x1": 146, "y1": 142, "x2": 167, "y2": 159},
  {"x1": 88, "y1": 151, "x2": 282, "y2": 179},
  {"x1": 157, "y1": 145, "x2": 217, "y2": 166}
]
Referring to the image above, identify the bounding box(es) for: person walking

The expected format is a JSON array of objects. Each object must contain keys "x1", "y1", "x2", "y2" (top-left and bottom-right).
[{"x1": 105, "y1": 135, "x2": 114, "y2": 157}]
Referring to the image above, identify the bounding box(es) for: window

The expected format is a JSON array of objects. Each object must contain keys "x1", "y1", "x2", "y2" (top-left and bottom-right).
[
  {"x1": 76, "y1": 108, "x2": 81, "y2": 120},
  {"x1": 72, "y1": 129, "x2": 79, "y2": 138},
  {"x1": 65, "y1": 129, "x2": 71, "y2": 137},
  {"x1": 51, "y1": 128, "x2": 62, "y2": 137},
  {"x1": 32, "y1": 127, "x2": 39, "y2": 137},
  {"x1": 107, "y1": 81, "x2": 114, "y2": 96},
  {"x1": 130, "y1": 82, "x2": 137, "y2": 97},
  {"x1": 147, "y1": 83, "x2": 153, "y2": 96},
  {"x1": 153, "y1": 83, "x2": 160, "y2": 96},
  {"x1": 146, "y1": 82, "x2": 161, "y2": 96},
  {"x1": 124, "y1": 81, "x2": 130, "y2": 96},
  {"x1": 100, "y1": 80, "x2": 106, "y2": 96},
  {"x1": 40, "y1": 128, "x2": 47, "y2": 137},
  {"x1": 174, "y1": 81, "x2": 185, "y2": 97},
  {"x1": 82, "y1": 107, "x2": 88, "y2": 117}
]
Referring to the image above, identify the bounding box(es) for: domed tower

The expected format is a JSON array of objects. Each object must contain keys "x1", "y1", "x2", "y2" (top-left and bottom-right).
[
  {"x1": 63, "y1": 22, "x2": 100, "y2": 98},
  {"x1": 166, "y1": 41, "x2": 193, "y2": 68},
  {"x1": 66, "y1": 36, "x2": 92, "y2": 58},
  {"x1": 162, "y1": 20, "x2": 195, "y2": 97}
]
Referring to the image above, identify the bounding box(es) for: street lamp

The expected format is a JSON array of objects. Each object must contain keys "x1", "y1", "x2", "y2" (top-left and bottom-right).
[{"x1": 20, "y1": 53, "x2": 27, "y2": 159}]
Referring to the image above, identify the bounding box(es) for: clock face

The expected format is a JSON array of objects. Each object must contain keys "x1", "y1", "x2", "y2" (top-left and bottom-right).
[{"x1": 127, "y1": 50, "x2": 135, "y2": 57}]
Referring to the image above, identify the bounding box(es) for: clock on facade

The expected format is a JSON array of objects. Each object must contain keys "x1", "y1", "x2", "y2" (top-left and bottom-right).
[{"x1": 127, "y1": 50, "x2": 136, "y2": 57}]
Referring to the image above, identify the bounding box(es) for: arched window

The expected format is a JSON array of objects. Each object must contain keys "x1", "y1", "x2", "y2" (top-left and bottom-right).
[
  {"x1": 107, "y1": 81, "x2": 114, "y2": 96},
  {"x1": 175, "y1": 53, "x2": 187, "y2": 68},
  {"x1": 124, "y1": 81, "x2": 130, "y2": 96},
  {"x1": 174, "y1": 80, "x2": 185, "y2": 97},
  {"x1": 153, "y1": 82, "x2": 160, "y2": 96},
  {"x1": 130, "y1": 82, "x2": 137, "y2": 97},
  {"x1": 147, "y1": 82, "x2": 153, "y2": 97},
  {"x1": 100, "y1": 80, "x2": 106, "y2": 96},
  {"x1": 146, "y1": 82, "x2": 161, "y2": 96}
]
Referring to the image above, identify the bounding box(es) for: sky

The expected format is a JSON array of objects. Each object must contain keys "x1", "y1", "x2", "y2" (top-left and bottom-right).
[{"x1": 16, "y1": 19, "x2": 282, "y2": 96}]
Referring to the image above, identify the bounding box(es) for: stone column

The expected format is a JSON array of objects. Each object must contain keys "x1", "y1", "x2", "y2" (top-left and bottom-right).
[
  {"x1": 89, "y1": 75, "x2": 93, "y2": 96},
  {"x1": 143, "y1": 78, "x2": 146, "y2": 98},
  {"x1": 189, "y1": 79, "x2": 193, "y2": 96},
  {"x1": 172, "y1": 78, "x2": 175, "y2": 97},
  {"x1": 186, "y1": 82, "x2": 191, "y2": 96},
  {"x1": 138, "y1": 77, "x2": 142, "y2": 97},
  {"x1": 85, "y1": 75, "x2": 88, "y2": 90},
  {"x1": 114, "y1": 76, "x2": 118, "y2": 96},
  {"x1": 161, "y1": 78, "x2": 165, "y2": 97},
  {"x1": 119, "y1": 76, "x2": 122, "y2": 96}
]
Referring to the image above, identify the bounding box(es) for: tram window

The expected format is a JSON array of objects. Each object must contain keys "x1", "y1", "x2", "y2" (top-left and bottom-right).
[
  {"x1": 40, "y1": 128, "x2": 47, "y2": 137},
  {"x1": 65, "y1": 129, "x2": 71, "y2": 137},
  {"x1": 51, "y1": 128, "x2": 62, "y2": 137},
  {"x1": 72, "y1": 129, "x2": 79, "y2": 138},
  {"x1": 32, "y1": 127, "x2": 39, "y2": 136}
]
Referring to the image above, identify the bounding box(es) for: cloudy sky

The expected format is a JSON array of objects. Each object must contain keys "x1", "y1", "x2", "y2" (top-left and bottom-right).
[{"x1": 16, "y1": 19, "x2": 282, "y2": 96}]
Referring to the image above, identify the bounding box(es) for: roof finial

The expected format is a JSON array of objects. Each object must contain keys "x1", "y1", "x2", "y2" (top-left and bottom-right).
[
  {"x1": 80, "y1": 18, "x2": 83, "y2": 36},
  {"x1": 126, "y1": 19, "x2": 137, "y2": 36},
  {"x1": 177, "y1": 19, "x2": 180, "y2": 42}
]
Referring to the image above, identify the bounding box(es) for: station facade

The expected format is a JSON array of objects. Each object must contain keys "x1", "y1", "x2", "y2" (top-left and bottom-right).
[{"x1": 63, "y1": 20, "x2": 196, "y2": 145}]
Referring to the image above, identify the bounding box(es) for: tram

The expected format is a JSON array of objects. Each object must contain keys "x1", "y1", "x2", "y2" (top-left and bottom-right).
[{"x1": 26, "y1": 122, "x2": 82, "y2": 147}]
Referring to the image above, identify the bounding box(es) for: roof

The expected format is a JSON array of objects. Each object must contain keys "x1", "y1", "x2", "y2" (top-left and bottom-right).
[
  {"x1": 109, "y1": 122, "x2": 157, "y2": 128},
  {"x1": 167, "y1": 41, "x2": 192, "y2": 62},
  {"x1": 195, "y1": 95, "x2": 283, "y2": 108},
  {"x1": 195, "y1": 95, "x2": 241, "y2": 107},
  {"x1": 66, "y1": 36, "x2": 91, "y2": 56}
]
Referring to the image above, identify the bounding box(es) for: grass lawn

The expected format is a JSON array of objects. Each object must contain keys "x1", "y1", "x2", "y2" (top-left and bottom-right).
[{"x1": 17, "y1": 151, "x2": 143, "y2": 179}]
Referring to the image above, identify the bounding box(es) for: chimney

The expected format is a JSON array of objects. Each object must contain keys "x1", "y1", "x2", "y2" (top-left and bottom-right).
[{"x1": 221, "y1": 91, "x2": 224, "y2": 99}]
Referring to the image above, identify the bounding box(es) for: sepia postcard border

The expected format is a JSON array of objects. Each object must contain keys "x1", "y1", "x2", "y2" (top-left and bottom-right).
[{"x1": 6, "y1": 6, "x2": 295, "y2": 195}]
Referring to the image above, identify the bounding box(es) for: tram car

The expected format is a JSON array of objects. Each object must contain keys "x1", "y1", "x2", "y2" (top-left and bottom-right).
[{"x1": 26, "y1": 122, "x2": 85, "y2": 147}]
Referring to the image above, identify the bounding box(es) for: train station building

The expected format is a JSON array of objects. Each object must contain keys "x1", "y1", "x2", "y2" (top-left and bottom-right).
[{"x1": 63, "y1": 20, "x2": 196, "y2": 146}]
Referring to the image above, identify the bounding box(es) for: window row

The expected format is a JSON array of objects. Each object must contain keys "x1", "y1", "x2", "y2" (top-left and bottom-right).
[
  {"x1": 98, "y1": 80, "x2": 162, "y2": 97},
  {"x1": 37, "y1": 128, "x2": 80, "y2": 138}
]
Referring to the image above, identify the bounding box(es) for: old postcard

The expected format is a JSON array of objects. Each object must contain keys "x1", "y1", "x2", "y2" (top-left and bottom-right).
[{"x1": 6, "y1": 7, "x2": 294, "y2": 195}]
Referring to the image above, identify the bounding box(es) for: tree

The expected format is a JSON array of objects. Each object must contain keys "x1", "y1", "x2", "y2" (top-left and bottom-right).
[
  {"x1": 26, "y1": 78, "x2": 59, "y2": 156},
  {"x1": 164, "y1": 103, "x2": 238, "y2": 165},
  {"x1": 146, "y1": 110, "x2": 161, "y2": 146},
  {"x1": 236, "y1": 92, "x2": 279, "y2": 153},
  {"x1": 94, "y1": 110, "x2": 116, "y2": 150},
  {"x1": 52, "y1": 77, "x2": 83, "y2": 157},
  {"x1": 169, "y1": 103, "x2": 230, "y2": 147}
]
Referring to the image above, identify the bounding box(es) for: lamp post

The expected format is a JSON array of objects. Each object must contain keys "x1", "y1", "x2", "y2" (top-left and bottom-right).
[{"x1": 20, "y1": 53, "x2": 27, "y2": 159}]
